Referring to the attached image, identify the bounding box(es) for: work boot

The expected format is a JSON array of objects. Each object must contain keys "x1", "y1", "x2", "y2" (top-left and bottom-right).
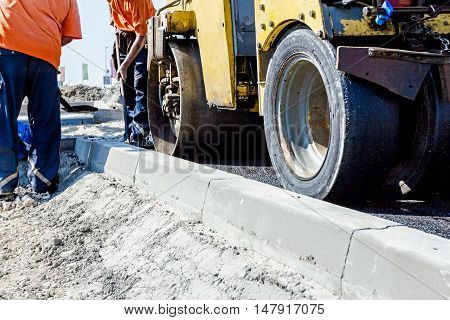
[
  {"x1": 129, "y1": 132, "x2": 155, "y2": 150},
  {"x1": 32, "y1": 175, "x2": 59, "y2": 195},
  {"x1": 133, "y1": 139, "x2": 155, "y2": 150},
  {"x1": 132, "y1": 139, "x2": 154, "y2": 149}
]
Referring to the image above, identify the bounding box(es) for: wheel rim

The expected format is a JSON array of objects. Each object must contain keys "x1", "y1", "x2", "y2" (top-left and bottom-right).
[{"x1": 276, "y1": 55, "x2": 331, "y2": 180}]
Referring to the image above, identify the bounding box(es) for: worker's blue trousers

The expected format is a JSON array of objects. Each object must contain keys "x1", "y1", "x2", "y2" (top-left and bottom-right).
[
  {"x1": 120, "y1": 47, "x2": 149, "y2": 142},
  {"x1": 0, "y1": 48, "x2": 60, "y2": 194}
]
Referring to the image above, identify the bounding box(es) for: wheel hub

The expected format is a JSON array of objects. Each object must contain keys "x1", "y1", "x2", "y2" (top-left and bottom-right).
[
  {"x1": 276, "y1": 56, "x2": 331, "y2": 180},
  {"x1": 160, "y1": 69, "x2": 181, "y2": 136}
]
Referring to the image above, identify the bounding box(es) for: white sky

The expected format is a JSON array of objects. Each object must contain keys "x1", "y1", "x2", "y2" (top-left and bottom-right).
[{"x1": 61, "y1": 0, "x2": 165, "y2": 87}]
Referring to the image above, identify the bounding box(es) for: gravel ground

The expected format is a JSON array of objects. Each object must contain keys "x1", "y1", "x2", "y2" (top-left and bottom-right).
[
  {"x1": 60, "y1": 84, "x2": 121, "y2": 108},
  {"x1": 61, "y1": 122, "x2": 450, "y2": 240},
  {"x1": 0, "y1": 153, "x2": 335, "y2": 300},
  {"x1": 60, "y1": 85, "x2": 105, "y2": 102}
]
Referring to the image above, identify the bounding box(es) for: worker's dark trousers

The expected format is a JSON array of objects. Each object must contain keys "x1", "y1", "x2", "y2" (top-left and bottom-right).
[
  {"x1": 0, "y1": 48, "x2": 60, "y2": 194},
  {"x1": 119, "y1": 47, "x2": 149, "y2": 142}
]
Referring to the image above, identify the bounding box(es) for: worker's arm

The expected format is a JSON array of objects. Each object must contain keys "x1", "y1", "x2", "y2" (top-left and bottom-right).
[
  {"x1": 117, "y1": 35, "x2": 146, "y2": 81},
  {"x1": 108, "y1": 3, "x2": 114, "y2": 27},
  {"x1": 61, "y1": 0, "x2": 82, "y2": 46},
  {"x1": 116, "y1": 0, "x2": 154, "y2": 81},
  {"x1": 61, "y1": 36, "x2": 74, "y2": 46}
]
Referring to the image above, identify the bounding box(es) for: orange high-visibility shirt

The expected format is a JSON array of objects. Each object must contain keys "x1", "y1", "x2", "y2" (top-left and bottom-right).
[
  {"x1": 108, "y1": 0, "x2": 156, "y2": 36},
  {"x1": 0, "y1": 0, "x2": 82, "y2": 69}
]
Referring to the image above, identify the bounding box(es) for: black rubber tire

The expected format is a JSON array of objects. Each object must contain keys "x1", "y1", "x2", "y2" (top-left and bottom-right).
[
  {"x1": 384, "y1": 72, "x2": 450, "y2": 197},
  {"x1": 264, "y1": 28, "x2": 400, "y2": 201},
  {"x1": 148, "y1": 41, "x2": 205, "y2": 158},
  {"x1": 148, "y1": 41, "x2": 267, "y2": 165}
]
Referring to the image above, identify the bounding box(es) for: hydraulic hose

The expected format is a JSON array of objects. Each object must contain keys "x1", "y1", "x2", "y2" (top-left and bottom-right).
[{"x1": 156, "y1": 0, "x2": 182, "y2": 16}]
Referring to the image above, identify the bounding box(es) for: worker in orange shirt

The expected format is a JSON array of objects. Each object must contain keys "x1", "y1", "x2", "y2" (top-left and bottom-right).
[
  {"x1": 0, "y1": 0, "x2": 82, "y2": 197},
  {"x1": 108, "y1": 0, "x2": 155, "y2": 147}
]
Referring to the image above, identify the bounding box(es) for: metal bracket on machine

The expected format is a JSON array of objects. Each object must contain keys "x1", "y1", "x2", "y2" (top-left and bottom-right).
[
  {"x1": 337, "y1": 46, "x2": 450, "y2": 100},
  {"x1": 148, "y1": 15, "x2": 167, "y2": 62},
  {"x1": 148, "y1": 11, "x2": 196, "y2": 63}
]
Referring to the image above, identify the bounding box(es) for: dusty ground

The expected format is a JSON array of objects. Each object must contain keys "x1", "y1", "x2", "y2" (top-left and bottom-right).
[
  {"x1": 60, "y1": 85, "x2": 107, "y2": 102},
  {"x1": 0, "y1": 153, "x2": 335, "y2": 300}
]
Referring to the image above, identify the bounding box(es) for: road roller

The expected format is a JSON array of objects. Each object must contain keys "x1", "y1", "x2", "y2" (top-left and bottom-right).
[{"x1": 146, "y1": 0, "x2": 450, "y2": 201}]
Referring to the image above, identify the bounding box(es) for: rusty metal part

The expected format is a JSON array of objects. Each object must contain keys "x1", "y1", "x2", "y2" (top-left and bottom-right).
[
  {"x1": 361, "y1": 5, "x2": 450, "y2": 18},
  {"x1": 323, "y1": 5, "x2": 397, "y2": 37},
  {"x1": 424, "y1": 14, "x2": 450, "y2": 35},
  {"x1": 366, "y1": 47, "x2": 450, "y2": 64},
  {"x1": 336, "y1": 47, "x2": 450, "y2": 100},
  {"x1": 236, "y1": 82, "x2": 251, "y2": 101},
  {"x1": 423, "y1": 23, "x2": 450, "y2": 53},
  {"x1": 404, "y1": 14, "x2": 450, "y2": 54}
]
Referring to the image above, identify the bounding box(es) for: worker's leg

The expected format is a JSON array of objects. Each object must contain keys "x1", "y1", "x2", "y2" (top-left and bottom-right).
[
  {"x1": 129, "y1": 47, "x2": 151, "y2": 144},
  {"x1": 26, "y1": 57, "x2": 60, "y2": 193},
  {"x1": 0, "y1": 49, "x2": 27, "y2": 195},
  {"x1": 120, "y1": 50, "x2": 136, "y2": 142}
]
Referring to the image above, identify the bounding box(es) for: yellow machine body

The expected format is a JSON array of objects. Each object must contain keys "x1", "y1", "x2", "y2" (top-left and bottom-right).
[
  {"x1": 159, "y1": 0, "x2": 450, "y2": 114},
  {"x1": 168, "y1": 0, "x2": 236, "y2": 109},
  {"x1": 147, "y1": 1, "x2": 450, "y2": 200}
]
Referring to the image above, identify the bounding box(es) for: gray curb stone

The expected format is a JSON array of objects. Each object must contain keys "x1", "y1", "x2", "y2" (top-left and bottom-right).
[
  {"x1": 93, "y1": 109, "x2": 123, "y2": 124},
  {"x1": 60, "y1": 138, "x2": 76, "y2": 152},
  {"x1": 21, "y1": 101, "x2": 122, "y2": 126},
  {"x1": 74, "y1": 138, "x2": 450, "y2": 299},
  {"x1": 342, "y1": 226, "x2": 450, "y2": 299},
  {"x1": 134, "y1": 150, "x2": 243, "y2": 220},
  {"x1": 75, "y1": 139, "x2": 142, "y2": 186},
  {"x1": 74, "y1": 138, "x2": 93, "y2": 164},
  {"x1": 89, "y1": 141, "x2": 141, "y2": 186},
  {"x1": 19, "y1": 114, "x2": 94, "y2": 126},
  {"x1": 202, "y1": 178, "x2": 399, "y2": 295}
]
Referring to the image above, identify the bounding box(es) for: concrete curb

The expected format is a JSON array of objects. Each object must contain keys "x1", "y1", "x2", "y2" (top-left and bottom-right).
[
  {"x1": 93, "y1": 109, "x2": 123, "y2": 124},
  {"x1": 74, "y1": 138, "x2": 450, "y2": 299},
  {"x1": 60, "y1": 138, "x2": 77, "y2": 152},
  {"x1": 342, "y1": 226, "x2": 450, "y2": 299},
  {"x1": 19, "y1": 114, "x2": 94, "y2": 126}
]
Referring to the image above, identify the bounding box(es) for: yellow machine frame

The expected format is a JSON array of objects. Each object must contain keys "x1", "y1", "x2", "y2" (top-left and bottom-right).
[{"x1": 159, "y1": 0, "x2": 450, "y2": 114}]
